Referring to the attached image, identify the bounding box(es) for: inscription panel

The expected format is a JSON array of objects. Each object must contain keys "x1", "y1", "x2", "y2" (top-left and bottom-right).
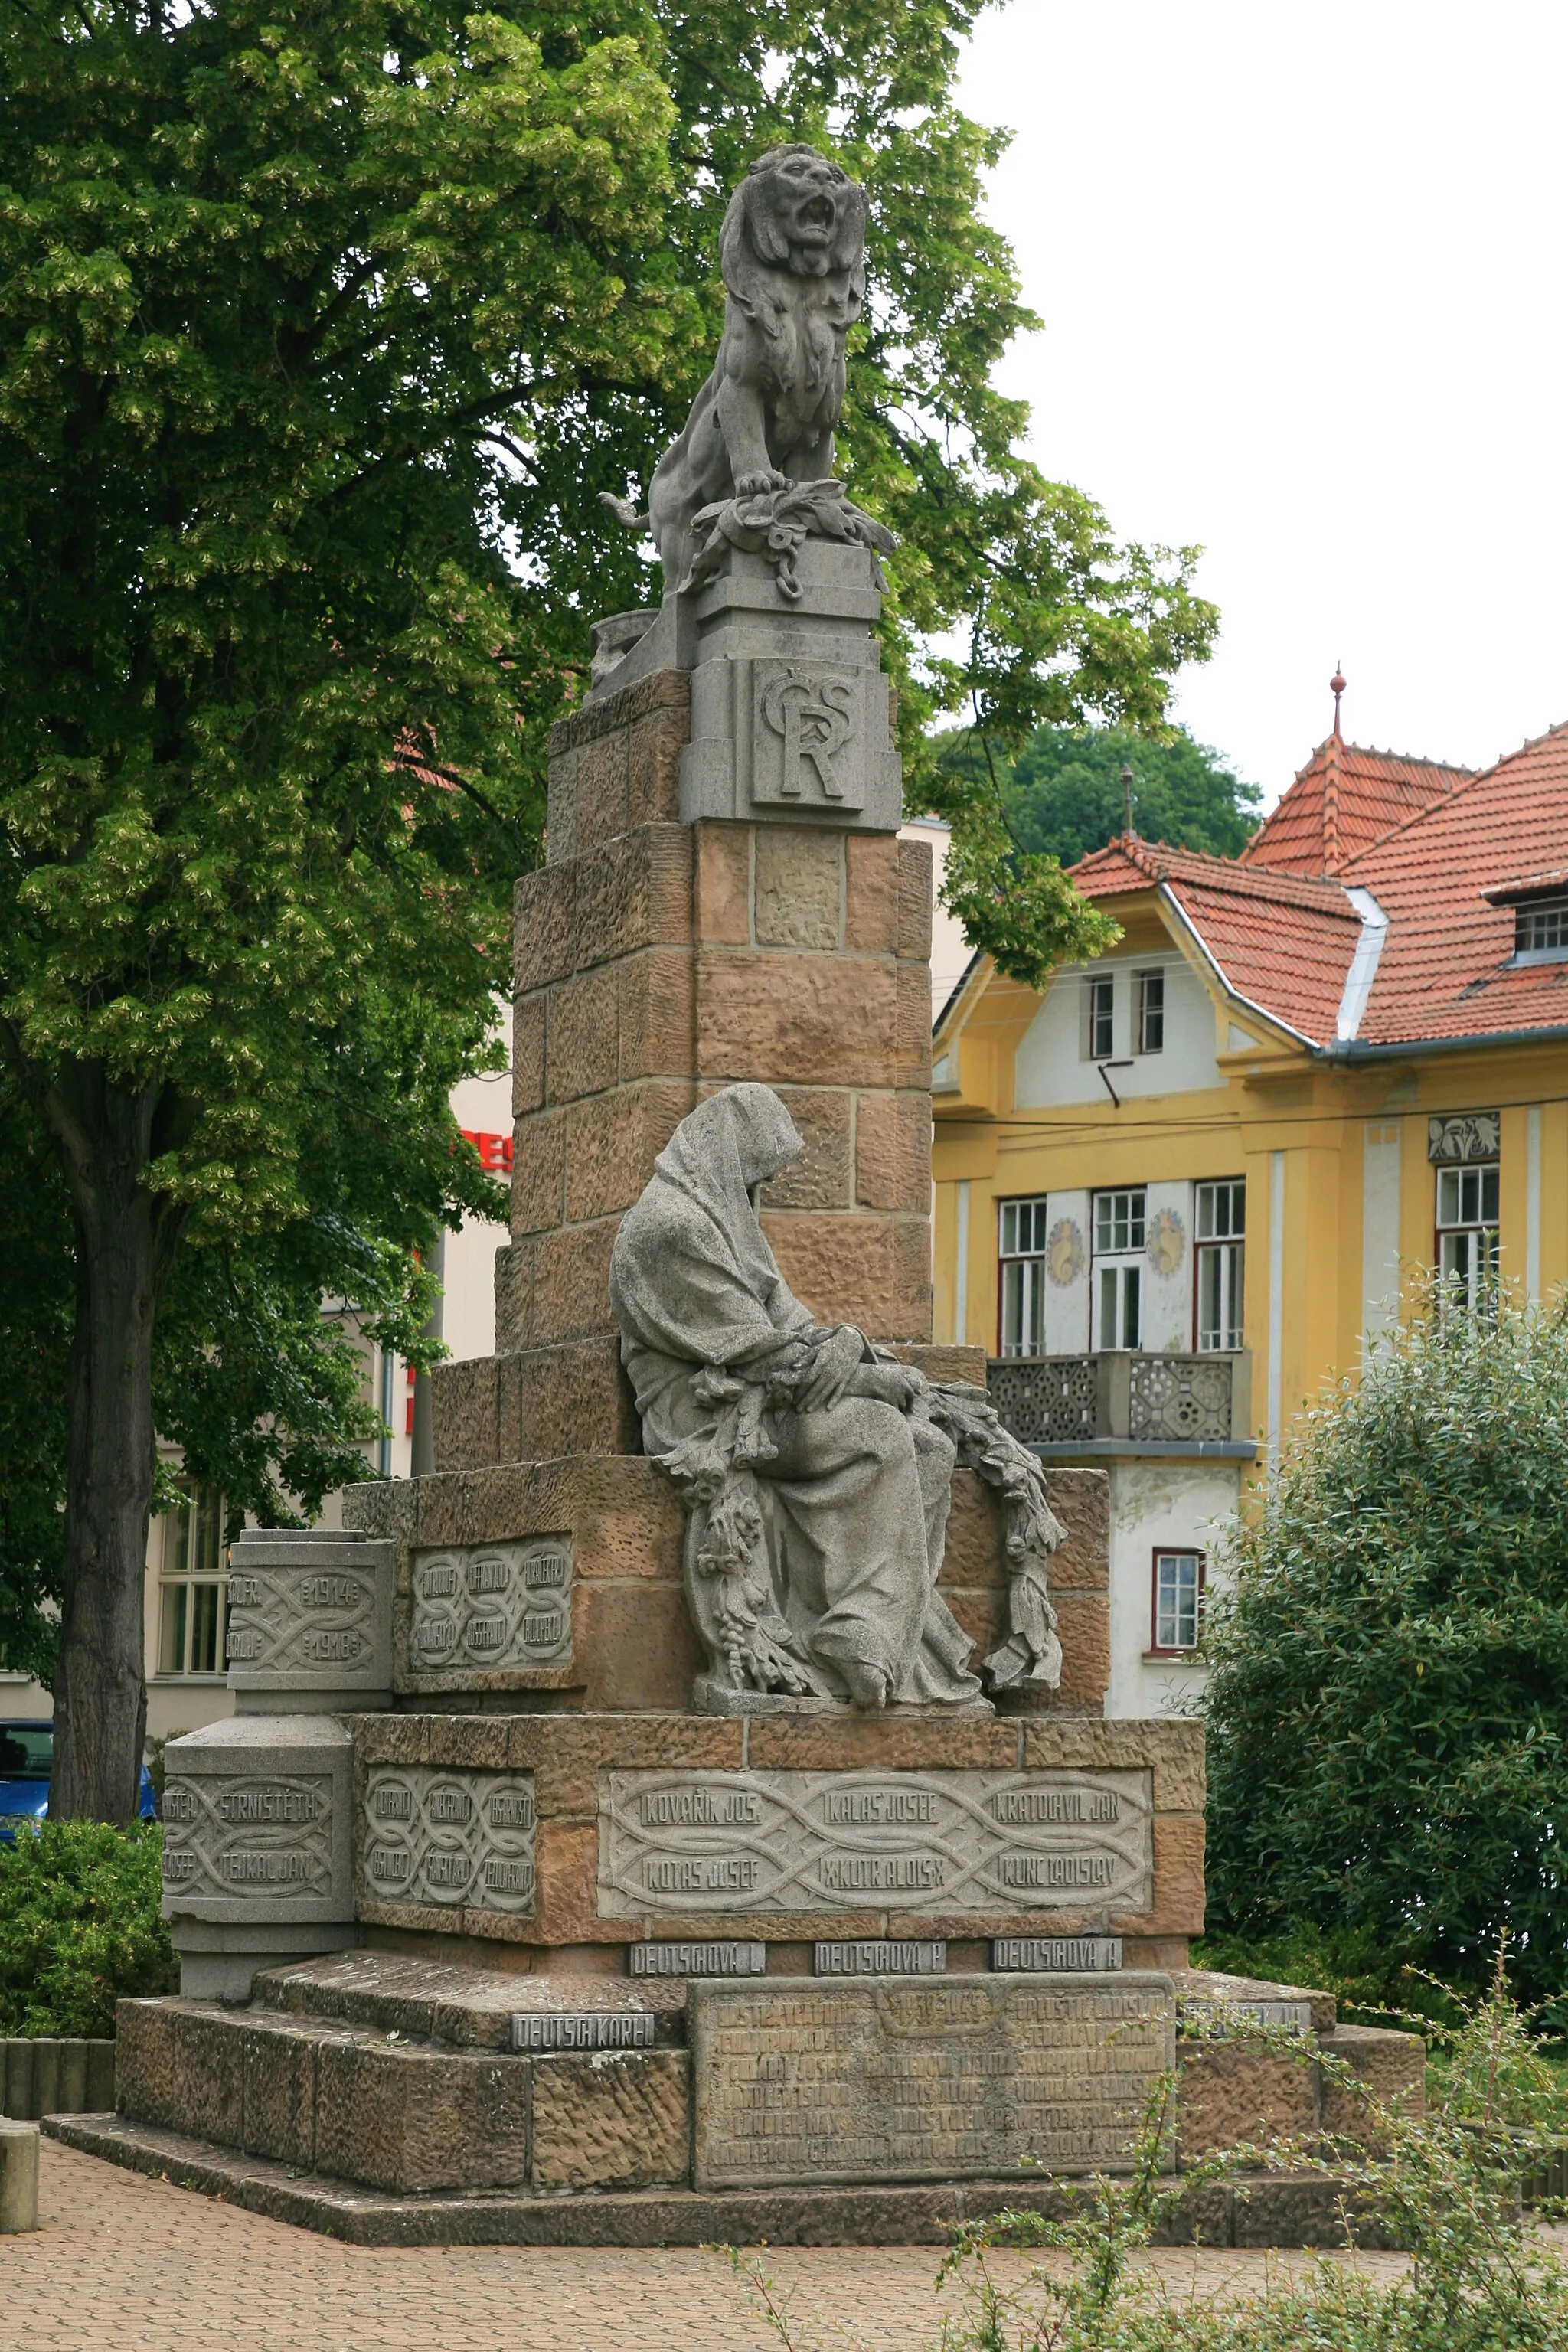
[
  {"x1": 361, "y1": 1766, "x2": 536, "y2": 1915},
  {"x1": 162, "y1": 1774, "x2": 335, "y2": 1905},
  {"x1": 599, "y1": 1770, "x2": 1152, "y2": 1917},
  {"x1": 224, "y1": 1536, "x2": 393, "y2": 1694},
  {"x1": 408, "y1": 1541, "x2": 572, "y2": 1680},
  {"x1": 691, "y1": 1972, "x2": 1175, "y2": 2188}
]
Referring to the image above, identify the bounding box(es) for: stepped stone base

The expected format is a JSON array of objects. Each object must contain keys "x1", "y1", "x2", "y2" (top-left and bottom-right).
[
  {"x1": 47, "y1": 2111, "x2": 1414, "y2": 2252},
  {"x1": 100, "y1": 1953, "x2": 1423, "y2": 2245}
]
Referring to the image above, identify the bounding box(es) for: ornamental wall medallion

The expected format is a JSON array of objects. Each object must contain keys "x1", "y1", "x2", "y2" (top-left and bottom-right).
[
  {"x1": 1145, "y1": 1207, "x2": 1186, "y2": 1278},
  {"x1": 1046, "y1": 1218, "x2": 1086, "y2": 1286}
]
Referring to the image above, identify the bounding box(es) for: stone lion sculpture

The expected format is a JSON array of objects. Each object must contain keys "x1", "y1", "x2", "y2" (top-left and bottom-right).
[{"x1": 604, "y1": 145, "x2": 869, "y2": 590}]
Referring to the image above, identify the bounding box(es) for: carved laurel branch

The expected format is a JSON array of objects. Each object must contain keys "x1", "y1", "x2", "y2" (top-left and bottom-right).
[
  {"x1": 679, "y1": 479, "x2": 898, "y2": 601},
  {"x1": 922, "y1": 1380, "x2": 1067, "y2": 1693},
  {"x1": 653, "y1": 1364, "x2": 823, "y2": 1697}
]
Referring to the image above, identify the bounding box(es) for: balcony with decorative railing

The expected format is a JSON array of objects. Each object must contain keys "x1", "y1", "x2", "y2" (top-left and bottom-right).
[{"x1": 985, "y1": 1351, "x2": 1256, "y2": 1459}]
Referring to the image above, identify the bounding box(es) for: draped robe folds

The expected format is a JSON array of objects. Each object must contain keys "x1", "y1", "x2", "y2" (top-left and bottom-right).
[{"x1": 608, "y1": 1086, "x2": 982, "y2": 1706}]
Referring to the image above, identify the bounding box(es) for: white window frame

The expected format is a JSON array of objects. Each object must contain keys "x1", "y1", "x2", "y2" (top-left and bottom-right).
[
  {"x1": 1194, "y1": 1178, "x2": 1246, "y2": 1351},
  {"x1": 1436, "y1": 1162, "x2": 1499, "y2": 1313},
  {"x1": 998, "y1": 1196, "x2": 1050, "y2": 1357},
  {"x1": 1136, "y1": 968, "x2": 1165, "y2": 1054},
  {"x1": 1083, "y1": 974, "x2": 1115, "y2": 1061},
  {"x1": 1092, "y1": 1187, "x2": 1145, "y2": 1349},
  {"x1": 155, "y1": 1489, "x2": 230, "y2": 1680},
  {"x1": 1150, "y1": 1550, "x2": 1205, "y2": 1655},
  {"x1": 1514, "y1": 899, "x2": 1568, "y2": 962}
]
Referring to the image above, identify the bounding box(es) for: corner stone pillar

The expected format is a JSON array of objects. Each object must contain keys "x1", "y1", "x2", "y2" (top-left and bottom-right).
[{"x1": 159, "y1": 1529, "x2": 392, "y2": 1998}]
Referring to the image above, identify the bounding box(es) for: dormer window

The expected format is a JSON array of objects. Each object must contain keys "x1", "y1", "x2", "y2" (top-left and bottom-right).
[
  {"x1": 1516, "y1": 897, "x2": 1568, "y2": 959},
  {"x1": 1481, "y1": 874, "x2": 1568, "y2": 963}
]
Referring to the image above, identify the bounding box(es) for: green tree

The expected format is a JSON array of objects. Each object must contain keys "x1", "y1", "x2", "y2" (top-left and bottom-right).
[
  {"x1": 998, "y1": 724, "x2": 1261, "y2": 866},
  {"x1": 1203, "y1": 1286, "x2": 1568, "y2": 2007},
  {"x1": 1, "y1": 0, "x2": 1217, "y2": 1818},
  {"x1": 0, "y1": 0, "x2": 682, "y2": 1818}
]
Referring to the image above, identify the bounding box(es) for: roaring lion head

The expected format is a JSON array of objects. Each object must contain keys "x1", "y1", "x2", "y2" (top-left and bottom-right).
[{"x1": 720, "y1": 143, "x2": 867, "y2": 293}]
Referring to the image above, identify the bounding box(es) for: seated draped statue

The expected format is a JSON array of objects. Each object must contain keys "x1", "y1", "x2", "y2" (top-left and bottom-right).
[{"x1": 609, "y1": 1083, "x2": 1067, "y2": 1712}]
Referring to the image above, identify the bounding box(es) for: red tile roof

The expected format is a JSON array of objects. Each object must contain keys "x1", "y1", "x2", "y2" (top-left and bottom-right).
[
  {"x1": 1242, "y1": 735, "x2": 1473, "y2": 877},
  {"x1": 1073, "y1": 836, "x2": 1361, "y2": 1046},
  {"x1": 1070, "y1": 722, "x2": 1568, "y2": 1050},
  {"x1": 1344, "y1": 723, "x2": 1568, "y2": 1044}
]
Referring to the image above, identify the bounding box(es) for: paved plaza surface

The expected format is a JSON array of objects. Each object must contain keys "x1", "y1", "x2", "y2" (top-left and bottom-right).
[{"x1": 12, "y1": 2141, "x2": 1419, "y2": 2352}]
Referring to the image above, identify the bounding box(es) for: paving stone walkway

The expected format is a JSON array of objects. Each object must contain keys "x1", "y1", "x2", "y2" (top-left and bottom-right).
[{"x1": 16, "y1": 2141, "x2": 1414, "y2": 2350}]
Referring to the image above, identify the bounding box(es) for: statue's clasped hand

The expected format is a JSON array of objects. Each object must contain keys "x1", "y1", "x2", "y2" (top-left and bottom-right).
[{"x1": 793, "y1": 1324, "x2": 867, "y2": 1413}]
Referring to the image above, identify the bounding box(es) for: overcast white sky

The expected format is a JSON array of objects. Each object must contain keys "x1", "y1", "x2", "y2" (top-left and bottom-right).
[{"x1": 955, "y1": 0, "x2": 1568, "y2": 810}]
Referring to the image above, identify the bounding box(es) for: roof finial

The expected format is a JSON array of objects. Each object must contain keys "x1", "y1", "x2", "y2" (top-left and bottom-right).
[
  {"x1": 1120, "y1": 760, "x2": 1135, "y2": 838},
  {"x1": 1331, "y1": 662, "x2": 1346, "y2": 740}
]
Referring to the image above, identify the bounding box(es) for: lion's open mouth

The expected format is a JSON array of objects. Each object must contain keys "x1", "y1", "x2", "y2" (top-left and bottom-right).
[{"x1": 796, "y1": 194, "x2": 835, "y2": 235}]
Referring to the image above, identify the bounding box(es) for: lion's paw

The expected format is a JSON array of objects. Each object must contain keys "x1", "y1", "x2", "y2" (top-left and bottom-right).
[{"x1": 734, "y1": 469, "x2": 789, "y2": 498}]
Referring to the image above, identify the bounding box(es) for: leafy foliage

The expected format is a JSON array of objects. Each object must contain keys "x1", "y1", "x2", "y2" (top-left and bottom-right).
[
  {"x1": 1204, "y1": 1285, "x2": 1568, "y2": 2007},
  {"x1": 0, "y1": 1821, "x2": 176, "y2": 2037},
  {"x1": 999, "y1": 723, "x2": 1262, "y2": 864}
]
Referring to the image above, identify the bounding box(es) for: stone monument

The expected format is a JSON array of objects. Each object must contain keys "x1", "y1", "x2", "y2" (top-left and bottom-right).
[{"x1": 77, "y1": 144, "x2": 1423, "y2": 2246}]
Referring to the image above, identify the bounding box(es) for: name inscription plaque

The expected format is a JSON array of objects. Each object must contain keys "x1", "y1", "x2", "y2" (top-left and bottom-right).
[
  {"x1": 994, "y1": 1937, "x2": 1123, "y2": 1972},
  {"x1": 691, "y1": 1972, "x2": 1175, "y2": 2188},
  {"x1": 223, "y1": 1530, "x2": 393, "y2": 1700},
  {"x1": 598, "y1": 1770, "x2": 1153, "y2": 1917},
  {"x1": 629, "y1": 1942, "x2": 766, "y2": 1978},
  {"x1": 511, "y1": 2011, "x2": 654, "y2": 2053},
  {"x1": 815, "y1": 1941, "x2": 946, "y2": 1975},
  {"x1": 361, "y1": 1766, "x2": 536, "y2": 1915},
  {"x1": 162, "y1": 1773, "x2": 336, "y2": 1906},
  {"x1": 408, "y1": 1541, "x2": 573, "y2": 1681}
]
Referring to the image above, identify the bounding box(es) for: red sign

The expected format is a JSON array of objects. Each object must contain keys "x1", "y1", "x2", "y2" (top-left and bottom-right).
[{"x1": 462, "y1": 1128, "x2": 513, "y2": 1176}]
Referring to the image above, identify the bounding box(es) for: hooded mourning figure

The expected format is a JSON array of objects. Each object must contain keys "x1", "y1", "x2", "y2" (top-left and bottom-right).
[{"x1": 609, "y1": 1083, "x2": 982, "y2": 1709}]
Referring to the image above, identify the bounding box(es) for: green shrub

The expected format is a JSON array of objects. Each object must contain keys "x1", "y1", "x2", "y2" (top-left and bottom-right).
[
  {"x1": 1203, "y1": 1285, "x2": 1568, "y2": 2007},
  {"x1": 0, "y1": 1819, "x2": 177, "y2": 2036}
]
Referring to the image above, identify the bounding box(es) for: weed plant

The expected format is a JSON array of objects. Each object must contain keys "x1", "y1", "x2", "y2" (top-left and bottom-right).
[{"x1": 721, "y1": 1961, "x2": 1568, "y2": 2350}]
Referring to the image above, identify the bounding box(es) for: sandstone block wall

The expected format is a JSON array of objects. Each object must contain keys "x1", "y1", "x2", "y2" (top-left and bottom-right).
[
  {"x1": 345, "y1": 1463, "x2": 1112, "y2": 1720},
  {"x1": 475, "y1": 668, "x2": 934, "y2": 1467}
]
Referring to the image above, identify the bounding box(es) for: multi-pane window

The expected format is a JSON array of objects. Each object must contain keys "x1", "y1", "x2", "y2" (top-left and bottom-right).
[
  {"x1": 1136, "y1": 969, "x2": 1165, "y2": 1054},
  {"x1": 1084, "y1": 975, "x2": 1115, "y2": 1060},
  {"x1": 1195, "y1": 1178, "x2": 1246, "y2": 1351},
  {"x1": 1093, "y1": 1187, "x2": 1145, "y2": 1349},
  {"x1": 1152, "y1": 1551, "x2": 1204, "y2": 1653},
  {"x1": 156, "y1": 1489, "x2": 229, "y2": 1677},
  {"x1": 998, "y1": 1197, "x2": 1050, "y2": 1357},
  {"x1": 1516, "y1": 900, "x2": 1568, "y2": 955},
  {"x1": 1436, "y1": 1163, "x2": 1499, "y2": 1312}
]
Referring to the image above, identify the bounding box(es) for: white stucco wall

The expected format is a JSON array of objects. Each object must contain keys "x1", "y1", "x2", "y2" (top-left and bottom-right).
[
  {"x1": 1103, "y1": 1457, "x2": 1239, "y2": 1719},
  {"x1": 1014, "y1": 952, "x2": 1223, "y2": 1109}
]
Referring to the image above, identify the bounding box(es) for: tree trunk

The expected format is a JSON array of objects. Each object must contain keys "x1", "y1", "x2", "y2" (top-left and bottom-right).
[{"x1": 44, "y1": 1069, "x2": 188, "y2": 1824}]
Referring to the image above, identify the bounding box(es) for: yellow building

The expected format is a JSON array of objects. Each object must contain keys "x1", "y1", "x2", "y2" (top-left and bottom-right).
[{"x1": 932, "y1": 714, "x2": 1568, "y2": 1714}]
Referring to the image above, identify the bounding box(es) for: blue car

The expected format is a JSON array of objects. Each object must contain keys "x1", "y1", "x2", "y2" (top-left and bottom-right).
[{"x1": 0, "y1": 1720, "x2": 158, "y2": 1838}]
